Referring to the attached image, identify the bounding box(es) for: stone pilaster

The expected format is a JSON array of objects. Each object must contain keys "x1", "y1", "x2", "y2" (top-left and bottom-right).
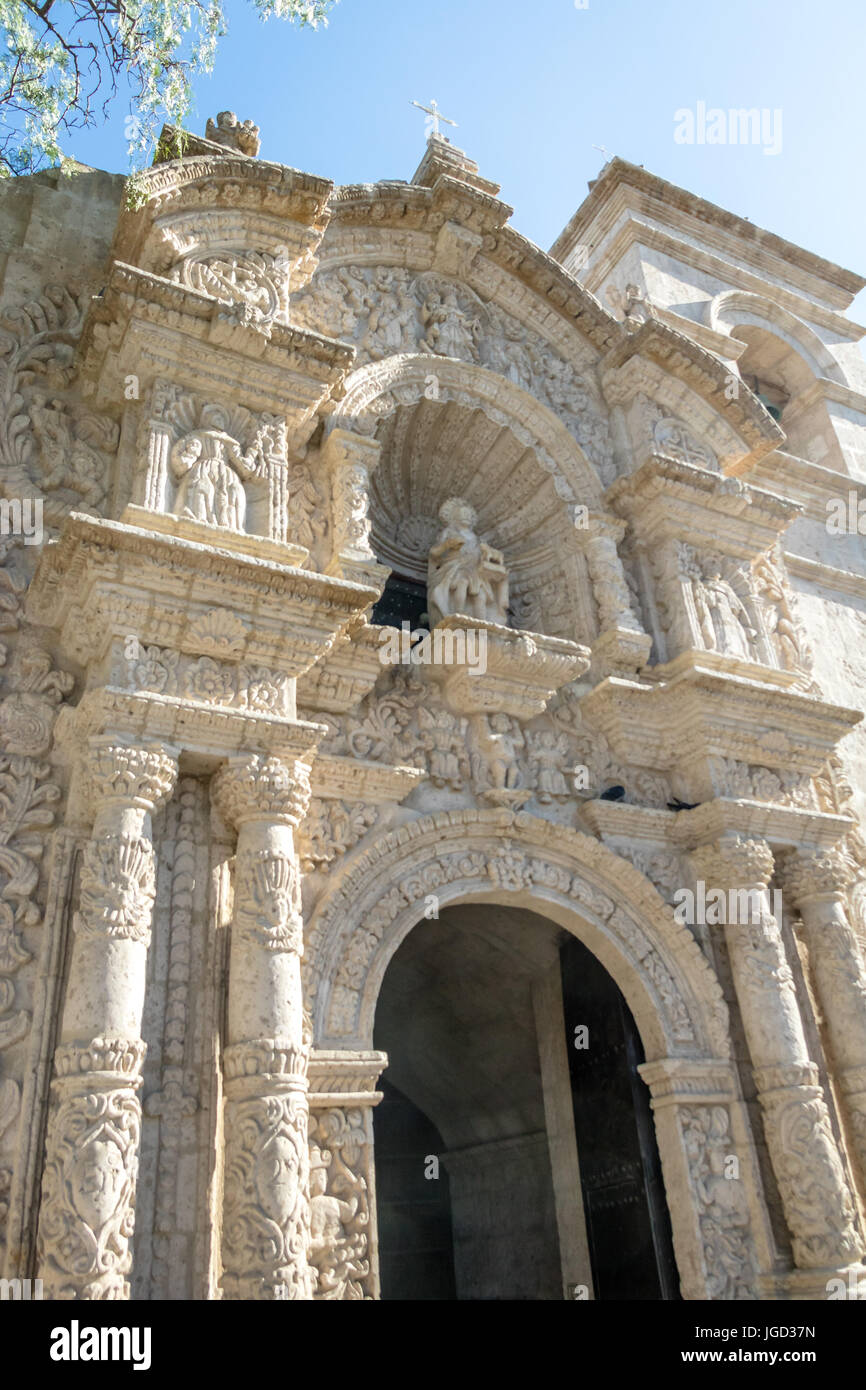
[
  {"x1": 306, "y1": 1051, "x2": 386, "y2": 1301},
  {"x1": 689, "y1": 836, "x2": 863, "y2": 1274},
  {"x1": 582, "y1": 515, "x2": 651, "y2": 677},
  {"x1": 779, "y1": 845, "x2": 866, "y2": 1189},
  {"x1": 211, "y1": 754, "x2": 313, "y2": 1300},
  {"x1": 36, "y1": 738, "x2": 178, "y2": 1299},
  {"x1": 321, "y1": 429, "x2": 389, "y2": 589},
  {"x1": 639, "y1": 1058, "x2": 768, "y2": 1300}
]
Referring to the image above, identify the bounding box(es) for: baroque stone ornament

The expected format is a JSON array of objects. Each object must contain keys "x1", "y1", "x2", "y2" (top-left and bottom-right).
[
  {"x1": 8, "y1": 132, "x2": 866, "y2": 1303},
  {"x1": 213, "y1": 754, "x2": 315, "y2": 1299},
  {"x1": 36, "y1": 740, "x2": 177, "y2": 1299},
  {"x1": 37, "y1": 1040, "x2": 145, "y2": 1300},
  {"x1": 220, "y1": 1050, "x2": 312, "y2": 1300},
  {"x1": 779, "y1": 847, "x2": 866, "y2": 1190},
  {"x1": 679, "y1": 1106, "x2": 756, "y2": 1300},
  {"x1": 308, "y1": 1109, "x2": 372, "y2": 1300},
  {"x1": 688, "y1": 837, "x2": 864, "y2": 1271}
]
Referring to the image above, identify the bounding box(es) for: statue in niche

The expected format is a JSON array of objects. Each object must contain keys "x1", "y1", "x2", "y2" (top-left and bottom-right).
[
  {"x1": 170, "y1": 404, "x2": 260, "y2": 531},
  {"x1": 427, "y1": 497, "x2": 509, "y2": 626},
  {"x1": 692, "y1": 559, "x2": 757, "y2": 661}
]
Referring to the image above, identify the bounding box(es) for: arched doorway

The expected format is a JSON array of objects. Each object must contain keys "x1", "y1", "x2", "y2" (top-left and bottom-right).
[
  {"x1": 306, "y1": 809, "x2": 756, "y2": 1301},
  {"x1": 372, "y1": 903, "x2": 679, "y2": 1300}
]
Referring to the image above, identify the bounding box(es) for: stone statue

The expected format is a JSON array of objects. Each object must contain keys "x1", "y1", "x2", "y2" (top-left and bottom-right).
[
  {"x1": 692, "y1": 561, "x2": 757, "y2": 661},
  {"x1": 170, "y1": 406, "x2": 259, "y2": 532},
  {"x1": 205, "y1": 111, "x2": 261, "y2": 157},
  {"x1": 427, "y1": 497, "x2": 509, "y2": 626}
]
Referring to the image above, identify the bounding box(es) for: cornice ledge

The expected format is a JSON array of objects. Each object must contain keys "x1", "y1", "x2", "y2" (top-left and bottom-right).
[
  {"x1": 601, "y1": 316, "x2": 784, "y2": 459},
  {"x1": 480, "y1": 224, "x2": 619, "y2": 354},
  {"x1": 606, "y1": 452, "x2": 801, "y2": 529},
  {"x1": 80, "y1": 260, "x2": 356, "y2": 375}
]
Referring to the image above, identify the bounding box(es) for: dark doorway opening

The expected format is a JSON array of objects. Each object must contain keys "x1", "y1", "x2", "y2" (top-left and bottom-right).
[
  {"x1": 560, "y1": 934, "x2": 680, "y2": 1299},
  {"x1": 373, "y1": 1078, "x2": 457, "y2": 1300}
]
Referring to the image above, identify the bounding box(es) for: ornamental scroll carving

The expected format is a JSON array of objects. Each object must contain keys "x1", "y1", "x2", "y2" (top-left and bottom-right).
[
  {"x1": 299, "y1": 800, "x2": 379, "y2": 873},
  {"x1": 120, "y1": 640, "x2": 292, "y2": 718},
  {"x1": 679, "y1": 1106, "x2": 756, "y2": 1300},
  {"x1": 37, "y1": 1039, "x2": 146, "y2": 1300},
  {"x1": 0, "y1": 286, "x2": 118, "y2": 524},
  {"x1": 0, "y1": 541, "x2": 73, "y2": 1262},
  {"x1": 221, "y1": 1086, "x2": 312, "y2": 1300},
  {"x1": 315, "y1": 667, "x2": 671, "y2": 810}
]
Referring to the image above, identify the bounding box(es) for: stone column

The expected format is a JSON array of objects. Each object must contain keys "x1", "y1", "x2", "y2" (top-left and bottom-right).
[
  {"x1": 779, "y1": 845, "x2": 866, "y2": 1188},
  {"x1": 211, "y1": 753, "x2": 313, "y2": 1300},
  {"x1": 689, "y1": 836, "x2": 863, "y2": 1276},
  {"x1": 582, "y1": 515, "x2": 651, "y2": 676},
  {"x1": 36, "y1": 737, "x2": 178, "y2": 1299}
]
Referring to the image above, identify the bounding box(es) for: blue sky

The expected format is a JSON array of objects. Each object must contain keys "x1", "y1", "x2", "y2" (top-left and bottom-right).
[{"x1": 67, "y1": 0, "x2": 866, "y2": 315}]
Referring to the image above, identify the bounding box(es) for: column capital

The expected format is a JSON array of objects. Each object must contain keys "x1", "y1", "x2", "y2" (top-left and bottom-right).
[
  {"x1": 778, "y1": 844, "x2": 860, "y2": 904},
  {"x1": 212, "y1": 754, "x2": 311, "y2": 828},
  {"x1": 85, "y1": 737, "x2": 178, "y2": 815},
  {"x1": 689, "y1": 835, "x2": 774, "y2": 890}
]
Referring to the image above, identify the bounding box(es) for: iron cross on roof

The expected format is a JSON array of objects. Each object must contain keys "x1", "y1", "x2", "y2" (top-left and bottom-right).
[{"x1": 411, "y1": 98, "x2": 458, "y2": 138}]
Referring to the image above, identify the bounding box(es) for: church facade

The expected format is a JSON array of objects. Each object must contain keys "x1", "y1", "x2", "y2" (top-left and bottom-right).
[{"x1": 1, "y1": 118, "x2": 866, "y2": 1300}]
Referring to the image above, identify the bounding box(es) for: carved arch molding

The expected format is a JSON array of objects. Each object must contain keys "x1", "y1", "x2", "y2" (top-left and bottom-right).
[
  {"x1": 303, "y1": 808, "x2": 775, "y2": 1301},
  {"x1": 304, "y1": 807, "x2": 729, "y2": 1058}
]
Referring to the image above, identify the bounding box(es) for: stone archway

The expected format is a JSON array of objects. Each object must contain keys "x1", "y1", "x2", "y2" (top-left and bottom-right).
[
  {"x1": 329, "y1": 354, "x2": 608, "y2": 503},
  {"x1": 304, "y1": 809, "x2": 774, "y2": 1300}
]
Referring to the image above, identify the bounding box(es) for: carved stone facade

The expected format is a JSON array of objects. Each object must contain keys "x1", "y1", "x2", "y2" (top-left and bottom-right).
[{"x1": 1, "y1": 128, "x2": 866, "y2": 1300}]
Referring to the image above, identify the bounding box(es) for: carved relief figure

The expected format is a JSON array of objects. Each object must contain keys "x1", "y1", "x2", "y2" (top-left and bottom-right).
[
  {"x1": 308, "y1": 1145, "x2": 367, "y2": 1299},
  {"x1": 420, "y1": 287, "x2": 480, "y2": 360},
  {"x1": 170, "y1": 405, "x2": 259, "y2": 531},
  {"x1": 364, "y1": 269, "x2": 418, "y2": 358},
  {"x1": 527, "y1": 729, "x2": 571, "y2": 802},
  {"x1": 427, "y1": 498, "x2": 509, "y2": 626},
  {"x1": 418, "y1": 706, "x2": 467, "y2": 789},
  {"x1": 476, "y1": 712, "x2": 525, "y2": 792},
  {"x1": 692, "y1": 559, "x2": 756, "y2": 661}
]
